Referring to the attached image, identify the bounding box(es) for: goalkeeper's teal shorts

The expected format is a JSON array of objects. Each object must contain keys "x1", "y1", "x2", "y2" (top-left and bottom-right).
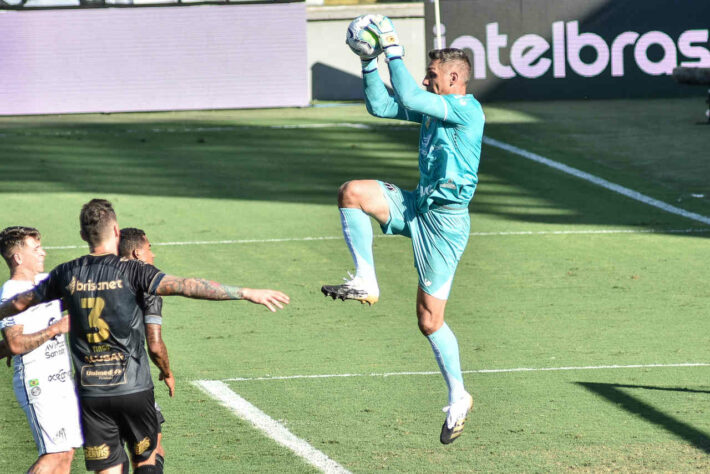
[{"x1": 377, "y1": 181, "x2": 470, "y2": 300}]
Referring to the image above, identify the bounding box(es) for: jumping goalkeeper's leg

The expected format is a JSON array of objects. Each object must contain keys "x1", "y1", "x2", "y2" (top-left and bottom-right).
[
  {"x1": 417, "y1": 289, "x2": 473, "y2": 444},
  {"x1": 321, "y1": 180, "x2": 389, "y2": 305}
]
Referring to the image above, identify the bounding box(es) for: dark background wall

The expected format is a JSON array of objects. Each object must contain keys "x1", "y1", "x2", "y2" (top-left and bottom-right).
[{"x1": 425, "y1": 0, "x2": 710, "y2": 100}]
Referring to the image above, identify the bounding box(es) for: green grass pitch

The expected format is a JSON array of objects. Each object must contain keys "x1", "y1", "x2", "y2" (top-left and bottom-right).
[{"x1": 0, "y1": 97, "x2": 709, "y2": 472}]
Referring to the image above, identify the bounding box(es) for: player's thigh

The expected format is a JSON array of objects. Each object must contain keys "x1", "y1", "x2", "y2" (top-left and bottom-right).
[
  {"x1": 377, "y1": 181, "x2": 417, "y2": 236},
  {"x1": 115, "y1": 390, "x2": 159, "y2": 465},
  {"x1": 28, "y1": 394, "x2": 83, "y2": 455},
  {"x1": 339, "y1": 179, "x2": 390, "y2": 224},
  {"x1": 32, "y1": 450, "x2": 75, "y2": 474},
  {"x1": 15, "y1": 366, "x2": 82, "y2": 457},
  {"x1": 80, "y1": 397, "x2": 128, "y2": 472},
  {"x1": 411, "y1": 209, "x2": 470, "y2": 300}
]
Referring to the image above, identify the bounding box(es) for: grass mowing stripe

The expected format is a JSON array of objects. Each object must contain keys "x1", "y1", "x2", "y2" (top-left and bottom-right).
[
  {"x1": 193, "y1": 380, "x2": 351, "y2": 474},
  {"x1": 220, "y1": 363, "x2": 710, "y2": 382},
  {"x1": 41, "y1": 227, "x2": 710, "y2": 250},
  {"x1": 7, "y1": 119, "x2": 706, "y2": 224},
  {"x1": 482, "y1": 136, "x2": 710, "y2": 225}
]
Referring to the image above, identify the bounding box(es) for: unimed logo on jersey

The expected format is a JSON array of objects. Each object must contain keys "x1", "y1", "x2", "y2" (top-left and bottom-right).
[{"x1": 447, "y1": 21, "x2": 710, "y2": 79}]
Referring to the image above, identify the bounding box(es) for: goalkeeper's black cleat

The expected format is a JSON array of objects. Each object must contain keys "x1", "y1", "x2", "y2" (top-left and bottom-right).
[
  {"x1": 440, "y1": 392, "x2": 473, "y2": 445},
  {"x1": 321, "y1": 274, "x2": 379, "y2": 306}
]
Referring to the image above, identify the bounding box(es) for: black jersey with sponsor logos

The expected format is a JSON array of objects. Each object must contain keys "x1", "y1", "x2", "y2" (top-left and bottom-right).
[{"x1": 33, "y1": 254, "x2": 165, "y2": 397}]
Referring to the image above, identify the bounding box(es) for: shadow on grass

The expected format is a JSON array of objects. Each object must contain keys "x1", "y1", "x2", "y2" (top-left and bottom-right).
[
  {"x1": 577, "y1": 382, "x2": 710, "y2": 453},
  {"x1": 0, "y1": 112, "x2": 707, "y2": 233}
]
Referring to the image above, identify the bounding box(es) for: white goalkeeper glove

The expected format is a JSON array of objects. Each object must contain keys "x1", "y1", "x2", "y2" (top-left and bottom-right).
[{"x1": 366, "y1": 15, "x2": 404, "y2": 62}]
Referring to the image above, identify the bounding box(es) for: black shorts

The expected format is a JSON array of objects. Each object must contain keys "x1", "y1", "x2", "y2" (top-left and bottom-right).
[
  {"x1": 155, "y1": 401, "x2": 165, "y2": 431},
  {"x1": 81, "y1": 390, "x2": 158, "y2": 472}
]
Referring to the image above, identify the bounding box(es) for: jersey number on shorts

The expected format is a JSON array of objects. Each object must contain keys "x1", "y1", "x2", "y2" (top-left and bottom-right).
[{"x1": 81, "y1": 297, "x2": 110, "y2": 343}]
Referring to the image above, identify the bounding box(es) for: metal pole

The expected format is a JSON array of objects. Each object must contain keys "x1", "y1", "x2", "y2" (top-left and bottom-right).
[{"x1": 434, "y1": 0, "x2": 442, "y2": 49}]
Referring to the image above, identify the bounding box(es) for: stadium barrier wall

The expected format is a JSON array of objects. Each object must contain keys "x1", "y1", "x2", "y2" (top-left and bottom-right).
[
  {"x1": 307, "y1": 3, "x2": 425, "y2": 101},
  {"x1": 0, "y1": 2, "x2": 308, "y2": 115},
  {"x1": 424, "y1": 0, "x2": 710, "y2": 101}
]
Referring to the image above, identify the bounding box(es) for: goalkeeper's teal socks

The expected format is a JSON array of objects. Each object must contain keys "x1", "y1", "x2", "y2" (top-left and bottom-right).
[
  {"x1": 339, "y1": 208, "x2": 378, "y2": 285},
  {"x1": 427, "y1": 323, "x2": 466, "y2": 405}
]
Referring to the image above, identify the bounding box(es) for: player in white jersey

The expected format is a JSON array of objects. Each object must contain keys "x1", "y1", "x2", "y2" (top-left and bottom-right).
[{"x1": 0, "y1": 226, "x2": 83, "y2": 474}]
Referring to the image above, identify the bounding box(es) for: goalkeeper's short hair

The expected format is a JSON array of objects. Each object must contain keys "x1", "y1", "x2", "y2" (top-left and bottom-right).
[{"x1": 428, "y1": 48, "x2": 472, "y2": 84}]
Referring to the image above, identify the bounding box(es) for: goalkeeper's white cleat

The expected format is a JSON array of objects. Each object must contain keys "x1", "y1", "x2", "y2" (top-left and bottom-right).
[
  {"x1": 440, "y1": 392, "x2": 473, "y2": 445},
  {"x1": 321, "y1": 273, "x2": 379, "y2": 306}
]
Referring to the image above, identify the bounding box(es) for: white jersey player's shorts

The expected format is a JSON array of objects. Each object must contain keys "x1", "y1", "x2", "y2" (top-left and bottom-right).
[
  {"x1": 13, "y1": 362, "x2": 83, "y2": 455},
  {"x1": 1, "y1": 275, "x2": 83, "y2": 455}
]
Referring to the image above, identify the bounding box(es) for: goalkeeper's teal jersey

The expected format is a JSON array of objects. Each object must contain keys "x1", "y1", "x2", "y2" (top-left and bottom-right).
[{"x1": 363, "y1": 59, "x2": 485, "y2": 212}]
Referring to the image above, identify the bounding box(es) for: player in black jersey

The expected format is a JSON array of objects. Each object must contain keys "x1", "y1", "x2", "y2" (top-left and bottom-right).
[
  {"x1": 0, "y1": 199, "x2": 290, "y2": 474},
  {"x1": 119, "y1": 227, "x2": 170, "y2": 474}
]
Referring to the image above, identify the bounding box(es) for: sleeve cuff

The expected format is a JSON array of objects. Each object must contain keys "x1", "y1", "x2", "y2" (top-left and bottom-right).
[{"x1": 144, "y1": 315, "x2": 163, "y2": 326}]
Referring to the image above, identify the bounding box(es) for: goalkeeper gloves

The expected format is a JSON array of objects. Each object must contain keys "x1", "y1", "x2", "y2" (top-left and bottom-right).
[{"x1": 367, "y1": 15, "x2": 405, "y2": 62}]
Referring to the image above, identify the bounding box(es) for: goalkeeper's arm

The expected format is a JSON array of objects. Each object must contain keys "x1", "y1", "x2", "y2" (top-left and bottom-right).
[
  {"x1": 366, "y1": 15, "x2": 457, "y2": 123},
  {"x1": 388, "y1": 60, "x2": 454, "y2": 123},
  {"x1": 363, "y1": 60, "x2": 422, "y2": 123}
]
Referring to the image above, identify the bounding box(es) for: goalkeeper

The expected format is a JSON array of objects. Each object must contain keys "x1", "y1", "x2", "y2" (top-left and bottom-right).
[{"x1": 322, "y1": 15, "x2": 484, "y2": 444}]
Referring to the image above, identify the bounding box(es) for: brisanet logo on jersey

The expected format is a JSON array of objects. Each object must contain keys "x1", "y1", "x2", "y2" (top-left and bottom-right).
[{"x1": 446, "y1": 21, "x2": 710, "y2": 79}]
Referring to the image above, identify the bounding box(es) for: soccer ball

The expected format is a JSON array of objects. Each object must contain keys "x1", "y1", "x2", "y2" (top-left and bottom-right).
[{"x1": 346, "y1": 15, "x2": 382, "y2": 60}]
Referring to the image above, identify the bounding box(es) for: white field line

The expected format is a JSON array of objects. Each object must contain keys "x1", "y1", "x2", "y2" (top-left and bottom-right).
[
  {"x1": 193, "y1": 380, "x2": 351, "y2": 474},
  {"x1": 40, "y1": 227, "x2": 710, "y2": 250},
  {"x1": 482, "y1": 136, "x2": 710, "y2": 225},
  {"x1": 221, "y1": 362, "x2": 710, "y2": 383}
]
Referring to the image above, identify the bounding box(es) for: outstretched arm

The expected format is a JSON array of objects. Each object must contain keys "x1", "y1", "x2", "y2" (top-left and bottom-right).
[
  {"x1": 0, "y1": 290, "x2": 42, "y2": 321},
  {"x1": 155, "y1": 275, "x2": 290, "y2": 312},
  {"x1": 146, "y1": 323, "x2": 174, "y2": 397},
  {"x1": 2, "y1": 315, "x2": 69, "y2": 356}
]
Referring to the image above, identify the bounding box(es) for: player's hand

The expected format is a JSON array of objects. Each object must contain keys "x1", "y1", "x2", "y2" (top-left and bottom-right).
[
  {"x1": 55, "y1": 315, "x2": 70, "y2": 335},
  {"x1": 159, "y1": 371, "x2": 175, "y2": 398},
  {"x1": 241, "y1": 288, "x2": 290, "y2": 312},
  {"x1": 347, "y1": 14, "x2": 381, "y2": 61},
  {"x1": 0, "y1": 340, "x2": 11, "y2": 367},
  {"x1": 367, "y1": 15, "x2": 404, "y2": 61}
]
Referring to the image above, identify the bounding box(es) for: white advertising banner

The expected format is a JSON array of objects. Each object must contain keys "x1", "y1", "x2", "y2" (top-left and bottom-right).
[{"x1": 0, "y1": 2, "x2": 308, "y2": 115}]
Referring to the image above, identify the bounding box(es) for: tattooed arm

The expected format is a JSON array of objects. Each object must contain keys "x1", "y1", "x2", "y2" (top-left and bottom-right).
[
  {"x1": 155, "y1": 275, "x2": 290, "y2": 312},
  {"x1": 156, "y1": 276, "x2": 244, "y2": 300},
  {"x1": 146, "y1": 323, "x2": 175, "y2": 397},
  {"x1": 2, "y1": 315, "x2": 69, "y2": 356},
  {"x1": 0, "y1": 289, "x2": 42, "y2": 321}
]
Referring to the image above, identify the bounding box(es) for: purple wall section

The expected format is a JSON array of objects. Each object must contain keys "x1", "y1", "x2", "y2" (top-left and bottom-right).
[{"x1": 0, "y1": 3, "x2": 308, "y2": 115}]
